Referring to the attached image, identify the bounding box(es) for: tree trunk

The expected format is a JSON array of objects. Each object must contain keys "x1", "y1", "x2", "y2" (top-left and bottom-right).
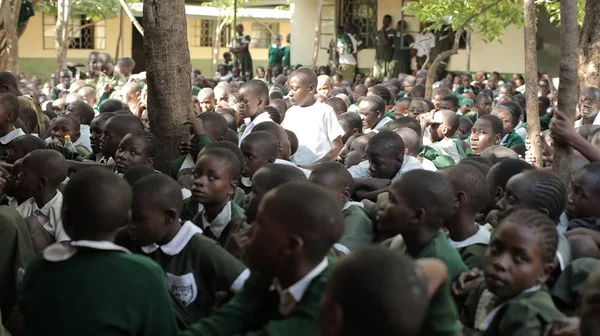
[
  {"x1": 578, "y1": 0, "x2": 600, "y2": 88},
  {"x1": 2, "y1": 0, "x2": 20, "y2": 73},
  {"x1": 55, "y1": 0, "x2": 71, "y2": 72},
  {"x1": 424, "y1": 0, "x2": 504, "y2": 99},
  {"x1": 311, "y1": 0, "x2": 324, "y2": 69},
  {"x1": 554, "y1": 0, "x2": 579, "y2": 187},
  {"x1": 143, "y1": 0, "x2": 193, "y2": 172},
  {"x1": 524, "y1": 0, "x2": 542, "y2": 168}
]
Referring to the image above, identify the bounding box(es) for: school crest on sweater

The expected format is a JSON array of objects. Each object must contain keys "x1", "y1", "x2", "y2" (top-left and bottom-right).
[{"x1": 167, "y1": 272, "x2": 198, "y2": 306}]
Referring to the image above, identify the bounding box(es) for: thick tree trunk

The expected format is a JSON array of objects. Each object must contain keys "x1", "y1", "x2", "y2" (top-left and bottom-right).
[
  {"x1": 311, "y1": 0, "x2": 323, "y2": 69},
  {"x1": 2, "y1": 0, "x2": 20, "y2": 73},
  {"x1": 578, "y1": 0, "x2": 600, "y2": 88},
  {"x1": 554, "y1": 0, "x2": 579, "y2": 187},
  {"x1": 55, "y1": 0, "x2": 71, "y2": 72},
  {"x1": 524, "y1": 0, "x2": 542, "y2": 167},
  {"x1": 143, "y1": 0, "x2": 193, "y2": 172}
]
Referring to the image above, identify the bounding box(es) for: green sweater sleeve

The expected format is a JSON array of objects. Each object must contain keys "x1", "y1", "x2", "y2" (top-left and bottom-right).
[
  {"x1": 419, "y1": 145, "x2": 456, "y2": 168},
  {"x1": 95, "y1": 91, "x2": 111, "y2": 110},
  {"x1": 169, "y1": 134, "x2": 212, "y2": 179}
]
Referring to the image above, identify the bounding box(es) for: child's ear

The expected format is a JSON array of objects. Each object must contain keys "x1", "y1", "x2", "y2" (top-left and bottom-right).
[
  {"x1": 494, "y1": 187, "x2": 504, "y2": 202},
  {"x1": 442, "y1": 125, "x2": 449, "y2": 136},
  {"x1": 146, "y1": 158, "x2": 154, "y2": 167},
  {"x1": 284, "y1": 235, "x2": 304, "y2": 258},
  {"x1": 352, "y1": 128, "x2": 359, "y2": 135},
  {"x1": 38, "y1": 176, "x2": 48, "y2": 190},
  {"x1": 494, "y1": 134, "x2": 501, "y2": 145},
  {"x1": 456, "y1": 191, "x2": 467, "y2": 209},
  {"x1": 396, "y1": 154, "x2": 404, "y2": 169},
  {"x1": 216, "y1": 136, "x2": 225, "y2": 141},
  {"x1": 229, "y1": 179, "x2": 239, "y2": 196},
  {"x1": 411, "y1": 207, "x2": 426, "y2": 226},
  {"x1": 267, "y1": 156, "x2": 276, "y2": 164},
  {"x1": 341, "y1": 187, "x2": 351, "y2": 203},
  {"x1": 538, "y1": 261, "x2": 557, "y2": 285},
  {"x1": 164, "y1": 208, "x2": 178, "y2": 225},
  {"x1": 308, "y1": 83, "x2": 316, "y2": 94}
]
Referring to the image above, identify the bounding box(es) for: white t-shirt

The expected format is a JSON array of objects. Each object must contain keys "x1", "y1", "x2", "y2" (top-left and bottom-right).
[
  {"x1": 412, "y1": 33, "x2": 435, "y2": 58},
  {"x1": 336, "y1": 40, "x2": 356, "y2": 65},
  {"x1": 239, "y1": 112, "x2": 273, "y2": 144},
  {"x1": 282, "y1": 102, "x2": 345, "y2": 166}
]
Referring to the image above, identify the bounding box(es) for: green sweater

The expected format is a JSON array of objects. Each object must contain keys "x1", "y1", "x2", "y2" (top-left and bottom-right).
[
  {"x1": 180, "y1": 261, "x2": 333, "y2": 336},
  {"x1": 169, "y1": 134, "x2": 213, "y2": 180},
  {"x1": 191, "y1": 202, "x2": 248, "y2": 255},
  {"x1": 458, "y1": 244, "x2": 487, "y2": 271},
  {"x1": 501, "y1": 130, "x2": 525, "y2": 148},
  {"x1": 419, "y1": 145, "x2": 456, "y2": 169},
  {"x1": 339, "y1": 204, "x2": 374, "y2": 251},
  {"x1": 19, "y1": 244, "x2": 178, "y2": 336}
]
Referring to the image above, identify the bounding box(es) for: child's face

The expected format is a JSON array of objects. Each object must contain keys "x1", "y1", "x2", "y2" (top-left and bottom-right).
[
  {"x1": 198, "y1": 93, "x2": 215, "y2": 113},
  {"x1": 244, "y1": 71, "x2": 252, "y2": 81},
  {"x1": 366, "y1": 146, "x2": 401, "y2": 179},
  {"x1": 566, "y1": 169, "x2": 600, "y2": 219},
  {"x1": 16, "y1": 157, "x2": 40, "y2": 199},
  {"x1": 353, "y1": 87, "x2": 366, "y2": 101},
  {"x1": 491, "y1": 108, "x2": 513, "y2": 135},
  {"x1": 238, "y1": 86, "x2": 262, "y2": 119},
  {"x1": 240, "y1": 139, "x2": 274, "y2": 178},
  {"x1": 470, "y1": 119, "x2": 500, "y2": 155},
  {"x1": 224, "y1": 54, "x2": 232, "y2": 62},
  {"x1": 0, "y1": 105, "x2": 15, "y2": 132},
  {"x1": 365, "y1": 77, "x2": 376, "y2": 88},
  {"x1": 191, "y1": 155, "x2": 236, "y2": 205},
  {"x1": 359, "y1": 101, "x2": 381, "y2": 130},
  {"x1": 51, "y1": 117, "x2": 80, "y2": 145},
  {"x1": 5, "y1": 160, "x2": 23, "y2": 198},
  {"x1": 272, "y1": 67, "x2": 281, "y2": 78},
  {"x1": 487, "y1": 76, "x2": 499, "y2": 89},
  {"x1": 484, "y1": 220, "x2": 550, "y2": 299},
  {"x1": 379, "y1": 182, "x2": 413, "y2": 237},
  {"x1": 345, "y1": 139, "x2": 366, "y2": 168},
  {"x1": 333, "y1": 76, "x2": 342, "y2": 88},
  {"x1": 129, "y1": 193, "x2": 172, "y2": 247},
  {"x1": 407, "y1": 101, "x2": 427, "y2": 119},
  {"x1": 288, "y1": 74, "x2": 315, "y2": 107},
  {"x1": 432, "y1": 94, "x2": 443, "y2": 110},
  {"x1": 60, "y1": 71, "x2": 71, "y2": 88},
  {"x1": 6, "y1": 143, "x2": 26, "y2": 165},
  {"x1": 257, "y1": 68, "x2": 265, "y2": 78},
  {"x1": 579, "y1": 91, "x2": 600, "y2": 120},
  {"x1": 100, "y1": 121, "x2": 124, "y2": 158},
  {"x1": 339, "y1": 120, "x2": 353, "y2": 144},
  {"x1": 90, "y1": 117, "x2": 107, "y2": 154},
  {"x1": 495, "y1": 173, "x2": 536, "y2": 221},
  {"x1": 219, "y1": 66, "x2": 228, "y2": 76},
  {"x1": 476, "y1": 96, "x2": 493, "y2": 116},
  {"x1": 141, "y1": 112, "x2": 149, "y2": 130},
  {"x1": 232, "y1": 68, "x2": 240, "y2": 78},
  {"x1": 114, "y1": 134, "x2": 153, "y2": 174},
  {"x1": 317, "y1": 79, "x2": 331, "y2": 98},
  {"x1": 462, "y1": 76, "x2": 471, "y2": 88}
]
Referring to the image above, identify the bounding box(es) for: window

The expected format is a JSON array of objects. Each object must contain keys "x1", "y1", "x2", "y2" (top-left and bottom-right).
[
  {"x1": 42, "y1": 13, "x2": 104, "y2": 50},
  {"x1": 250, "y1": 22, "x2": 280, "y2": 49},
  {"x1": 191, "y1": 19, "x2": 229, "y2": 47},
  {"x1": 339, "y1": 0, "x2": 377, "y2": 49}
]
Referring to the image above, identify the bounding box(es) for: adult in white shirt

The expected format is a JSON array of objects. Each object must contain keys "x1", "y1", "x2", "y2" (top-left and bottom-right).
[
  {"x1": 574, "y1": 87, "x2": 600, "y2": 128},
  {"x1": 359, "y1": 95, "x2": 392, "y2": 133},
  {"x1": 238, "y1": 80, "x2": 273, "y2": 144},
  {"x1": 282, "y1": 68, "x2": 344, "y2": 167}
]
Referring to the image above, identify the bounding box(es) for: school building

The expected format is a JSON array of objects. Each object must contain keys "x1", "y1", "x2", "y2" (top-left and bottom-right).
[{"x1": 18, "y1": 0, "x2": 561, "y2": 79}]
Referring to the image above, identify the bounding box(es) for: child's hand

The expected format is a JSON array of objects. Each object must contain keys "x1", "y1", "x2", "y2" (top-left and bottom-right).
[
  {"x1": 543, "y1": 317, "x2": 580, "y2": 336},
  {"x1": 183, "y1": 118, "x2": 205, "y2": 136},
  {"x1": 452, "y1": 268, "x2": 482, "y2": 298},
  {"x1": 104, "y1": 83, "x2": 112, "y2": 93},
  {"x1": 550, "y1": 110, "x2": 577, "y2": 145},
  {"x1": 179, "y1": 141, "x2": 191, "y2": 155},
  {"x1": 47, "y1": 139, "x2": 63, "y2": 151}
]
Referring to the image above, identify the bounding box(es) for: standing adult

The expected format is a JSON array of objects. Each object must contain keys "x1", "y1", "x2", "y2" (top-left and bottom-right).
[
  {"x1": 282, "y1": 34, "x2": 291, "y2": 68},
  {"x1": 335, "y1": 26, "x2": 357, "y2": 82},
  {"x1": 231, "y1": 24, "x2": 253, "y2": 75},
  {"x1": 373, "y1": 15, "x2": 394, "y2": 80},
  {"x1": 268, "y1": 34, "x2": 284, "y2": 68},
  {"x1": 391, "y1": 20, "x2": 414, "y2": 77}
]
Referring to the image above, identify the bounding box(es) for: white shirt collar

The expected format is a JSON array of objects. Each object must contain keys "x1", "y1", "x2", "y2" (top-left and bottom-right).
[
  {"x1": 448, "y1": 224, "x2": 491, "y2": 248},
  {"x1": 394, "y1": 155, "x2": 424, "y2": 179},
  {"x1": 180, "y1": 154, "x2": 195, "y2": 171},
  {"x1": 0, "y1": 128, "x2": 25, "y2": 144},
  {"x1": 373, "y1": 116, "x2": 393, "y2": 130},
  {"x1": 575, "y1": 113, "x2": 600, "y2": 128},
  {"x1": 342, "y1": 201, "x2": 364, "y2": 211},
  {"x1": 274, "y1": 159, "x2": 312, "y2": 178},
  {"x1": 141, "y1": 221, "x2": 203, "y2": 255},
  {"x1": 276, "y1": 257, "x2": 328, "y2": 303},
  {"x1": 201, "y1": 201, "x2": 232, "y2": 238},
  {"x1": 43, "y1": 240, "x2": 130, "y2": 262},
  {"x1": 478, "y1": 285, "x2": 542, "y2": 331}
]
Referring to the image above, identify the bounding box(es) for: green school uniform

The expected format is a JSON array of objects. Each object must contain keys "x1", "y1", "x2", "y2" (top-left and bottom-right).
[
  {"x1": 232, "y1": 187, "x2": 246, "y2": 207},
  {"x1": 338, "y1": 204, "x2": 373, "y2": 252},
  {"x1": 459, "y1": 244, "x2": 487, "y2": 271},
  {"x1": 180, "y1": 259, "x2": 333, "y2": 336},
  {"x1": 75, "y1": 144, "x2": 91, "y2": 157},
  {"x1": 0, "y1": 206, "x2": 34, "y2": 322},
  {"x1": 181, "y1": 188, "x2": 246, "y2": 222},
  {"x1": 18, "y1": 241, "x2": 178, "y2": 336},
  {"x1": 191, "y1": 201, "x2": 248, "y2": 254},
  {"x1": 417, "y1": 232, "x2": 468, "y2": 336},
  {"x1": 234, "y1": 35, "x2": 253, "y2": 74},
  {"x1": 461, "y1": 283, "x2": 564, "y2": 336},
  {"x1": 455, "y1": 85, "x2": 480, "y2": 96},
  {"x1": 551, "y1": 257, "x2": 599, "y2": 314},
  {"x1": 268, "y1": 44, "x2": 283, "y2": 66},
  {"x1": 539, "y1": 113, "x2": 552, "y2": 131},
  {"x1": 282, "y1": 45, "x2": 291, "y2": 67},
  {"x1": 192, "y1": 85, "x2": 201, "y2": 97},
  {"x1": 168, "y1": 134, "x2": 212, "y2": 179},
  {"x1": 419, "y1": 145, "x2": 456, "y2": 169},
  {"x1": 500, "y1": 130, "x2": 525, "y2": 148},
  {"x1": 391, "y1": 32, "x2": 414, "y2": 77},
  {"x1": 373, "y1": 27, "x2": 395, "y2": 80}
]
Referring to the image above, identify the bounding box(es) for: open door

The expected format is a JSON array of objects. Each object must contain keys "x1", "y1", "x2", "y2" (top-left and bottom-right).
[{"x1": 131, "y1": 20, "x2": 146, "y2": 72}]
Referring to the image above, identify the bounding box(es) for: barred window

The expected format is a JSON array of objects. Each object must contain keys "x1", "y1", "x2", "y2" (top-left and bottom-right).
[
  {"x1": 42, "y1": 13, "x2": 104, "y2": 50},
  {"x1": 191, "y1": 19, "x2": 228, "y2": 47},
  {"x1": 339, "y1": 0, "x2": 378, "y2": 49},
  {"x1": 250, "y1": 22, "x2": 279, "y2": 49}
]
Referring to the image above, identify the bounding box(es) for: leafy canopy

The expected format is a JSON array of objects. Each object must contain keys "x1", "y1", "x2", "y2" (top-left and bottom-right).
[{"x1": 37, "y1": 0, "x2": 137, "y2": 22}]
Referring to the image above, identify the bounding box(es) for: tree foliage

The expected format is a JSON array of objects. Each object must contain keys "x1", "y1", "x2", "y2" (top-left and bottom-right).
[
  {"x1": 37, "y1": 0, "x2": 136, "y2": 21},
  {"x1": 539, "y1": 0, "x2": 586, "y2": 25}
]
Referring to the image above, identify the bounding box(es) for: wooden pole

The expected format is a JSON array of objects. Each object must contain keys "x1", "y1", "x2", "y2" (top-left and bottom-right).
[
  {"x1": 119, "y1": 0, "x2": 144, "y2": 36},
  {"x1": 523, "y1": 0, "x2": 542, "y2": 167}
]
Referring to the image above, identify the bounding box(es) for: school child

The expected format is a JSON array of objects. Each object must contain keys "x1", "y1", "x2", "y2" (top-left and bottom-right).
[
  {"x1": 317, "y1": 75, "x2": 332, "y2": 99},
  {"x1": 491, "y1": 102, "x2": 525, "y2": 148},
  {"x1": 495, "y1": 170, "x2": 572, "y2": 272},
  {"x1": 198, "y1": 88, "x2": 217, "y2": 114},
  {"x1": 219, "y1": 52, "x2": 234, "y2": 73},
  {"x1": 86, "y1": 112, "x2": 115, "y2": 162},
  {"x1": 49, "y1": 115, "x2": 90, "y2": 156},
  {"x1": 15, "y1": 149, "x2": 69, "y2": 252},
  {"x1": 457, "y1": 117, "x2": 473, "y2": 141},
  {"x1": 359, "y1": 95, "x2": 393, "y2": 133},
  {"x1": 459, "y1": 97, "x2": 474, "y2": 116},
  {"x1": 439, "y1": 94, "x2": 459, "y2": 112},
  {"x1": 440, "y1": 164, "x2": 491, "y2": 270},
  {"x1": 342, "y1": 134, "x2": 369, "y2": 169},
  {"x1": 337, "y1": 112, "x2": 362, "y2": 144},
  {"x1": 19, "y1": 106, "x2": 39, "y2": 136},
  {"x1": 281, "y1": 68, "x2": 345, "y2": 167},
  {"x1": 469, "y1": 115, "x2": 503, "y2": 156},
  {"x1": 378, "y1": 169, "x2": 468, "y2": 336},
  {"x1": 464, "y1": 92, "x2": 493, "y2": 124},
  {"x1": 121, "y1": 174, "x2": 248, "y2": 327},
  {"x1": 114, "y1": 130, "x2": 157, "y2": 175},
  {"x1": 320, "y1": 246, "x2": 440, "y2": 336},
  {"x1": 239, "y1": 131, "x2": 279, "y2": 189},
  {"x1": 309, "y1": 162, "x2": 373, "y2": 253},
  {"x1": 180, "y1": 181, "x2": 343, "y2": 336},
  {"x1": 5, "y1": 134, "x2": 45, "y2": 164},
  {"x1": 406, "y1": 98, "x2": 430, "y2": 119},
  {"x1": 394, "y1": 97, "x2": 412, "y2": 117},
  {"x1": 326, "y1": 97, "x2": 348, "y2": 116},
  {"x1": 421, "y1": 109, "x2": 466, "y2": 163},
  {"x1": 454, "y1": 73, "x2": 480, "y2": 96},
  {"x1": 458, "y1": 209, "x2": 564, "y2": 335},
  {"x1": 0, "y1": 93, "x2": 25, "y2": 161},
  {"x1": 65, "y1": 101, "x2": 94, "y2": 152},
  {"x1": 392, "y1": 128, "x2": 435, "y2": 171},
  {"x1": 190, "y1": 148, "x2": 248, "y2": 252},
  {"x1": 238, "y1": 80, "x2": 272, "y2": 143},
  {"x1": 18, "y1": 167, "x2": 178, "y2": 335},
  {"x1": 565, "y1": 162, "x2": 600, "y2": 230},
  {"x1": 348, "y1": 84, "x2": 368, "y2": 113},
  {"x1": 480, "y1": 145, "x2": 520, "y2": 164},
  {"x1": 99, "y1": 114, "x2": 144, "y2": 166},
  {"x1": 269, "y1": 98, "x2": 288, "y2": 121}
]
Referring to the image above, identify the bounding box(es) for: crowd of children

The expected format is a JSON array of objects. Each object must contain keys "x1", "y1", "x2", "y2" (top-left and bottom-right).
[{"x1": 1, "y1": 46, "x2": 600, "y2": 336}]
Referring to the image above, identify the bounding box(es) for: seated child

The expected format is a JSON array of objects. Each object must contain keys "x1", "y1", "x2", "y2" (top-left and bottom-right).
[
  {"x1": 393, "y1": 128, "x2": 436, "y2": 171},
  {"x1": 15, "y1": 149, "x2": 69, "y2": 252},
  {"x1": 87, "y1": 112, "x2": 115, "y2": 162},
  {"x1": 342, "y1": 134, "x2": 369, "y2": 169},
  {"x1": 439, "y1": 94, "x2": 459, "y2": 113},
  {"x1": 337, "y1": 112, "x2": 362, "y2": 144},
  {"x1": 469, "y1": 115, "x2": 503, "y2": 156},
  {"x1": 406, "y1": 98, "x2": 430, "y2": 119},
  {"x1": 317, "y1": 75, "x2": 332, "y2": 98},
  {"x1": 359, "y1": 95, "x2": 392, "y2": 133},
  {"x1": 348, "y1": 84, "x2": 367, "y2": 113},
  {"x1": 393, "y1": 97, "x2": 412, "y2": 117},
  {"x1": 18, "y1": 168, "x2": 178, "y2": 335},
  {"x1": 269, "y1": 98, "x2": 288, "y2": 121},
  {"x1": 458, "y1": 209, "x2": 564, "y2": 335},
  {"x1": 326, "y1": 97, "x2": 348, "y2": 116},
  {"x1": 239, "y1": 131, "x2": 279, "y2": 190},
  {"x1": 19, "y1": 106, "x2": 39, "y2": 135},
  {"x1": 122, "y1": 174, "x2": 248, "y2": 327},
  {"x1": 566, "y1": 162, "x2": 600, "y2": 231},
  {"x1": 454, "y1": 73, "x2": 479, "y2": 96},
  {"x1": 0, "y1": 93, "x2": 25, "y2": 161},
  {"x1": 440, "y1": 164, "x2": 491, "y2": 270},
  {"x1": 319, "y1": 246, "x2": 441, "y2": 336},
  {"x1": 238, "y1": 80, "x2": 272, "y2": 142},
  {"x1": 99, "y1": 114, "x2": 144, "y2": 165},
  {"x1": 378, "y1": 169, "x2": 468, "y2": 336},
  {"x1": 309, "y1": 162, "x2": 373, "y2": 253},
  {"x1": 421, "y1": 109, "x2": 466, "y2": 162},
  {"x1": 491, "y1": 102, "x2": 525, "y2": 148},
  {"x1": 6, "y1": 135, "x2": 46, "y2": 164},
  {"x1": 114, "y1": 130, "x2": 157, "y2": 175},
  {"x1": 457, "y1": 117, "x2": 474, "y2": 140},
  {"x1": 190, "y1": 148, "x2": 247, "y2": 252},
  {"x1": 480, "y1": 145, "x2": 520, "y2": 164},
  {"x1": 282, "y1": 68, "x2": 344, "y2": 167},
  {"x1": 49, "y1": 115, "x2": 91, "y2": 156},
  {"x1": 65, "y1": 101, "x2": 95, "y2": 152},
  {"x1": 198, "y1": 88, "x2": 217, "y2": 113},
  {"x1": 463, "y1": 92, "x2": 493, "y2": 124},
  {"x1": 251, "y1": 122, "x2": 311, "y2": 177},
  {"x1": 179, "y1": 181, "x2": 343, "y2": 336}
]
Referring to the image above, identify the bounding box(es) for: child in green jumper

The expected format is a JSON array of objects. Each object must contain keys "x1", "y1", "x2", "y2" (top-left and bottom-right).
[
  {"x1": 0, "y1": 93, "x2": 25, "y2": 161},
  {"x1": 49, "y1": 115, "x2": 90, "y2": 156},
  {"x1": 114, "y1": 130, "x2": 157, "y2": 175},
  {"x1": 309, "y1": 162, "x2": 373, "y2": 254},
  {"x1": 440, "y1": 164, "x2": 491, "y2": 270},
  {"x1": 378, "y1": 169, "x2": 468, "y2": 336},
  {"x1": 180, "y1": 181, "x2": 344, "y2": 336},
  {"x1": 490, "y1": 102, "x2": 525, "y2": 149},
  {"x1": 457, "y1": 209, "x2": 564, "y2": 335},
  {"x1": 18, "y1": 167, "x2": 178, "y2": 336},
  {"x1": 124, "y1": 174, "x2": 248, "y2": 328}
]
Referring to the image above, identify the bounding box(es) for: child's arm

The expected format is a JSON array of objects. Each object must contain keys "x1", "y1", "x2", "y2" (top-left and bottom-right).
[
  {"x1": 304, "y1": 136, "x2": 343, "y2": 168},
  {"x1": 551, "y1": 110, "x2": 600, "y2": 162}
]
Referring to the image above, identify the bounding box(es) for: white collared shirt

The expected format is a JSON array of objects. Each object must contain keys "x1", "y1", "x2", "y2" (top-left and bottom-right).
[
  {"x1": 179, "y1": 154, "x2": 195, "y2": 171},
  {"x1": 201, "y1": 201, "x2": 232, "y2": 238},
  {"x1": 43, "y1": 240, "x2": 130, "y2": 262},
  {"x1": 347, "y1": 155, "x2": 423, "y2": 179},
  {"x1": 0, "y1": 127, "x2": 25, "y2": 145},
  {"x1": 574, "y1": 113, "x2": 600, "y2": 128},
  {"x1": 16, "y1": 191, "x2": 70, "y2": 242},
  {"x1": 274, "y1": 158, "x2": 312, "y2": 177},
  {"x1": 239, "y1": 112, "x2": 273, "y2": 144},
  {"x1": 428, "y1": 137, "x2": 463, "y2": 163},
  {"x1": 79, "y1": 124, "x2": 92, "y2": 152},
  {"x1": 276, "y1": 257, "x2": 328, "y2": 310},
  {"x1": 365, "y1": 116, "x2": 393, "y2": 133},
  {"x1": 477, "y1": 285, "x2": 542, "y2": 331},
  {"x1": 448, "y1": 224, "x2": 491, "y2": 249}
]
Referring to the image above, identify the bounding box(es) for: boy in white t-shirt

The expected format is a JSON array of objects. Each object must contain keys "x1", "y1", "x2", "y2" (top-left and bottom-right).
[{"x1": 282, "y1": 67, "x2": 344, "y2": 167}]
